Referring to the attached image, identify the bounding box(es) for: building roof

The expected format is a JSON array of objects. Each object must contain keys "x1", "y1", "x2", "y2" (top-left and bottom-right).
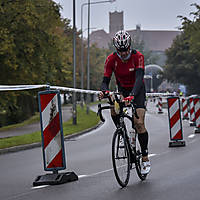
[
  {"x1": 128, "y1": 29, "x2": 181, "y2": 51},
  {"x1": 90, "y1": 29, "x2": 112, "y2": 49},
  {"x1": 90, "y1": 28, "x2": 181, "y2": 51}
]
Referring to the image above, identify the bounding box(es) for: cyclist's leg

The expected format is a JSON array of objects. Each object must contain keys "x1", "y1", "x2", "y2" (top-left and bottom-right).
[
  {"x1": 134, "y1": 108, "x2": 149, "y2": 160},
  {"x1": 134, "y1": 108, "x2": 151, "y2": 175},
  {"x1": 133, "y1": 87, "x2": 151, "y2": 174},
  {"x1": 133, "y1": 86, "x2": 149, "y2": 162}
]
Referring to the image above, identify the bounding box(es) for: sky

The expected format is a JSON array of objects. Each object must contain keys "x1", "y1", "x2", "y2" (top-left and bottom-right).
[{"x1": 54, "y1": 0, "x2": 200, "y2": 37}]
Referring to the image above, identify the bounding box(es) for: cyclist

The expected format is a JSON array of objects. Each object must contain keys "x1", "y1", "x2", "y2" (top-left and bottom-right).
[{"x1": 99, "y1": 30, "x2": 150, "y2": 175}]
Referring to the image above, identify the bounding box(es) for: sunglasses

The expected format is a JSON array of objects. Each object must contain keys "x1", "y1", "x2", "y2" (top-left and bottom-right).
[
  {"x1": 117, "y1": 47, "x2": 130, "y2": 53},
  {"x1": 117, "y1": 49, "x2": 130, "y2": 54}
]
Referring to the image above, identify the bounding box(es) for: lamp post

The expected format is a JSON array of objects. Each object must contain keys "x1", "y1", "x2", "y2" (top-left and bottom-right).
[
  {"x1": 72, "y1": 0, "x2": 77, "y2": 124},
  {"x1": 80, "y1": 0, "x2": 116, "y2": 113},
  {"x1": 86, "y1": 0, "x2": 91, "y2": 114}
]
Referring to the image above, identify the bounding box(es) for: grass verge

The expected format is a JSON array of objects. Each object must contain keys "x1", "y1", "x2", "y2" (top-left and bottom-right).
[
  {"x1": 0, "y1": 113, "x2": 40, "y2": 132},
  {"x1": 0, "y1": 105, "x2": 100, "y2": 149}
]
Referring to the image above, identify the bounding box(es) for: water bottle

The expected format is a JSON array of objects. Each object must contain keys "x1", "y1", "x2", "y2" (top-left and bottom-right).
[{"x1": 129, "y1": 129, "x2": 136, "y2": 148}]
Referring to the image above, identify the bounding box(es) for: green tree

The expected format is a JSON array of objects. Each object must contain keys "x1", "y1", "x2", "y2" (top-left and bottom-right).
[
  {"x1": 163, "y1": 3, "x2": 200, "y2": 95},
  {"x1": 0, "y1": 0, "x2": 111, "y2": 126},
  {"x1": 0, "y1": 0, "x2": 73, "y2": 125},
  {"x1": 90, "y1": 44, "x2": 108, "y2": 90}
]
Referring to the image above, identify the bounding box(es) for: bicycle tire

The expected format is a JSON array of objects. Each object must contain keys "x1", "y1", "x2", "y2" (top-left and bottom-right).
[
  {"x1": 135, "y1": 150, "x2": 147, "y2": 181},
  {"x1": 112, "y1": 130, "x2": 131, "y2": 187}
]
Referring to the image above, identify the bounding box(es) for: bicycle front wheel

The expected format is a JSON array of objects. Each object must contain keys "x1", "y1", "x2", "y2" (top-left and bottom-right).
[{"x1": 112, "y1": 130, "x2": 131, "y2": 187}]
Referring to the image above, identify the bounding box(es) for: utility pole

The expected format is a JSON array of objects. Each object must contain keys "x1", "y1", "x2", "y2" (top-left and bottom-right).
[
  {"x1": 72, "y1": 0, "x2": 77, "y2": 124},
  {"x1": 86, "y1": 0, "x2": 90, "y2": 114}
]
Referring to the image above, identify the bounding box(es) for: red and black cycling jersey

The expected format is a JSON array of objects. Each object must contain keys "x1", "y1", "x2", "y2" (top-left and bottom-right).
[{"x1": 101, "y1": 50, "x2": 145, "y2": 96}]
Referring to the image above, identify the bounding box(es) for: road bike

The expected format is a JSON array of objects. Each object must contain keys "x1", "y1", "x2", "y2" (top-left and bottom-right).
[{"x1": 97, "y1": 92, "x2": 147, "y2": 187}]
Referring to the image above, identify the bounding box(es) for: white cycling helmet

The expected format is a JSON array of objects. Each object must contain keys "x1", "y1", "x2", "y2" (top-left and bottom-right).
[{"x1": 113, "y1": 30, "x2": 131, "y2": 52}]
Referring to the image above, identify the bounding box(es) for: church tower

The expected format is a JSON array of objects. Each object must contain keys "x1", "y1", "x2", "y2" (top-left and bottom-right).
[{"x1": 109, "y1": 11, "x2": 124, "y2": 36}]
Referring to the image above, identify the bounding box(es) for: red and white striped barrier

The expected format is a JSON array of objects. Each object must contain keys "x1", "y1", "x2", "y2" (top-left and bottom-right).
[
  {"x1": 181, "y1": 98, "x2": 189, "y2": 120},
  {"x1": 167, "y1": 97, "x2": 185, "y2": 147},
  {"x1": 189, "y1": 97, "x2": 196, "y2": 126},
  {"x1": 194, "y1": 97, "x2": 200, "y2": 133},
  {"x1": 39, "y1": 90, "x2": 66, "y2": 170},
  {"x1": 158, "y1": 97, "x2": 163, "y2": 114},
  {"x1": 33, "y1": 90, "x2": 78, "y2": 186}
]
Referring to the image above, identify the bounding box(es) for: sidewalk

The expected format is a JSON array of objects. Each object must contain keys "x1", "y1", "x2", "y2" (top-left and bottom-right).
[{"x1": 0, "y1": 106, "x2": 72, "y2": 138}]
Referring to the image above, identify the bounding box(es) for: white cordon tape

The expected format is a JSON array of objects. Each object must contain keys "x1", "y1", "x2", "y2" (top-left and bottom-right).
[
  {"x1": 49, "y1": 86, "x2": 98, "y2": 95},
  {"x1": 0, "y1": 84, "x2": 174, "y2": 97},
  {"x1": 0, "y1": 85, "x2": 48, "y2": 91}
]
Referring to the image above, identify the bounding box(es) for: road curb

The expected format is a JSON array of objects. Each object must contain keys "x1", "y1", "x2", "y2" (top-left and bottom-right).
[
  {"x1": 64, "y1": 121, "x2": 104, "y2": 140},
  {"x1": 0, "y1": 121, "x2": 103, "y2": 155}
]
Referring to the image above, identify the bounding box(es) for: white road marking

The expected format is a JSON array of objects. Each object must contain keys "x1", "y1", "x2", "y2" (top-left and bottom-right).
[
  {"x1": 149, "y1": 153, "x2": 157, "y2": 157},
  {"x1": 188, "y1": 134, "x2": 195, "y2": 138},
  {"x1": 31, "y1": 185, "x2": 49, "y2": 189},
  {"x1": 78, "y1": 168, "x2": 113, "y2": 179},
  {"x1": 78, "y1": 175, "x2": 88, "y2": 178},
  {"x1": 78, "y1": 153, "x2": 158, "y2": 179}
]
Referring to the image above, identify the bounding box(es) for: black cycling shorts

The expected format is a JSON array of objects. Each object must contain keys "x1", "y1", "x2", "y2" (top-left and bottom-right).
[{"x1": 119, "y1": 84, "x2": 146, "y2": 109}]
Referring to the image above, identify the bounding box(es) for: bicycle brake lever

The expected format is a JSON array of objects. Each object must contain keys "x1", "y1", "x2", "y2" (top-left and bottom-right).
[{"x1": 97, "y1": 104, "x2": 105, "y2": 122}]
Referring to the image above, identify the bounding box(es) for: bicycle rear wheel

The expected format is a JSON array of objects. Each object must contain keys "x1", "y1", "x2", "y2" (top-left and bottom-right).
[
  {"x1": 112, "y1": 130, "x2": 131, "y2": 187},
  {"x1": 135, "y1": 150, "x2": 147, "y2": 181}
]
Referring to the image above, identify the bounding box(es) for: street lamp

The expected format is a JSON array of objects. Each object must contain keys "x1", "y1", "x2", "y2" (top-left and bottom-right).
[
  {"x1": 80, "y1": 27, "x2": 96, "y2": 108},
  {"x1": 80, "y1": 0, "x2": 116, "y2": 112},
  {"x1": 86, "y1": 0, "x2": 91, "y2": 114},
  {"x1": 72, "y1": 0, "x2": 77, "y2": 124}
]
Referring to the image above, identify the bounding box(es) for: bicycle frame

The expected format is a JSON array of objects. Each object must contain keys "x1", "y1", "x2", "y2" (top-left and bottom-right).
[
  {"x1": 98, "y1": 92, "x2": 139, "y2": 159},
  {"x1": 117, "y1": 104, "x2": 138, "y2": 160}
]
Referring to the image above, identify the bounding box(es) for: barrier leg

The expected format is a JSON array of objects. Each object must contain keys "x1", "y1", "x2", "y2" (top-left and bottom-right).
[
  {"x1": 33, "y1": 171, "x2": 78, "y2": 186},
  {"x1": 169, "y1": 140, "x2": 186, "y2": 147},
  {"x1": 195, "y1": 128, "x2": 200, "y2": 133}
]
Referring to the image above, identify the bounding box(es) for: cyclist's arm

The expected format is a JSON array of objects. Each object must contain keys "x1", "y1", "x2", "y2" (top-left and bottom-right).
[
  {"x1": 101, "y1": 55, "x2": 113, "y2": 91},
  {"x1": 101, "y1": 76, "x2": 111, "y2": 91},
  {"x1": 130, "y1": 68, "x2": 144, "y2": 96}
]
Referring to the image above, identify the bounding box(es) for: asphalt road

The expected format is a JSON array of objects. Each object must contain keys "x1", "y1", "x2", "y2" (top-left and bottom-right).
[{"x1": 0, "y1": 102, "x2": 199, "y2": 200}]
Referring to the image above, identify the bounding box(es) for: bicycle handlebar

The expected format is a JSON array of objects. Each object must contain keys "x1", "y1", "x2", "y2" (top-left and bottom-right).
[{"x1": 97, "y1": 91, "x2": 139, "y2": 122}]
